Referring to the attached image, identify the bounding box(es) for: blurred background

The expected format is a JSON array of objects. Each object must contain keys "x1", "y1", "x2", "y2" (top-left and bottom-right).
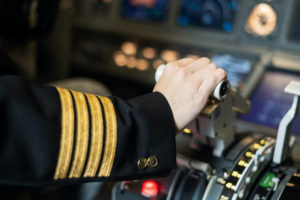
[{"x1": 2, "y1": 0, "x2": 300, "y2": 199}]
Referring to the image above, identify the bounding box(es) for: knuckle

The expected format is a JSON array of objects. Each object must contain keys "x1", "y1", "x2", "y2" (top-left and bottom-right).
[
  {"x1": 183, "y1": 57, "x2": 195, "y2": 62},
  {"x1": 177, "y1": 68, "x2": 188, "y2": 78},
  {"x1": 209, "y1": 63, "x2": 218, "y2": 70},
  {"x1": 189, "y1": 57, "x2": 197, "y2": 61},
  {"x1": 165, "y1": 62, "x2": 174, "y2": 69},
  {"x1": 199, "y1": 57, "x2": 211, "y2": 64},
  {"x1": 218, "y1": 68, "x2": 227, "y2": 77},
  {"x1": 209, "y1": 73, "x2": 219, "y2": 84},
  {"x1": 165, "y1": 62, "x2": 176, "y2": 72}
]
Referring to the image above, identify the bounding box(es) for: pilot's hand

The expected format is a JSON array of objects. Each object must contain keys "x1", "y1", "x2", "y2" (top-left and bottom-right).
[{"x1": 153, "y1": 57, "x2": 227, "y2": 133}]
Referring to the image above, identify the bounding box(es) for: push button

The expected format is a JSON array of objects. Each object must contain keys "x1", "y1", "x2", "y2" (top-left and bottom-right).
[
  {"x1": 137, "y1": 157, "x2": 148, "y2": 169},
  {"x1": 147, "y1": 156, "x2": 158, "y2": 168}
]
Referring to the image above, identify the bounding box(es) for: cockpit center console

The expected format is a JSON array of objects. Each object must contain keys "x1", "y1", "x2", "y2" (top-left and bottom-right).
[{"x1": 112, "y1": 79, "x2": 300, "y2": 200}]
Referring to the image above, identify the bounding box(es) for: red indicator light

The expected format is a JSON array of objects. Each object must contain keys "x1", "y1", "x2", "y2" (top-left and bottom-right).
[{"x1": 141, "y1": 180, "x2": 159, "y2": 197}]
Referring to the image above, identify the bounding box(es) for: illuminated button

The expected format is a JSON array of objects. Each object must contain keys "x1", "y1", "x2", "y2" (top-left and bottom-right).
[
  {"x1": 127, "y1": 56, "x2": 137, "y2": 69},
  {"x1": 121, "y1": 42, "x2": 137, "y2": 56},
  {"x1": 245, "y1": 151, "x2": 254, "y2": 158},
  {"x1": 161, "y1": 49, "x2": 179, "y2": 62},
  {"x1": 142, "y1": 47, "x2": 157, "y2": 59},
  {"x1": 137, "y1": 157, "x2": 148, "y2": 169},
  {"x1": 252, "y1": 143, "x2": 261, "y2": 150},
  {"x1": 137, "y1": 59, "x2": 149, "y2": 71},
  {"x1": 185, "y1": 54, "x2": 199, "y2": 59},
  {"x1": 141, "y1": 180, "x2": 159, "y2": 197},
  {"x1": 246, "y1": 177, "x2": 251, "y2": 183},
  {"x1": 217, "y1": 178, "x2": 226, "y2": 185},
  {"x1": 220, "y1": 195, "x2": 229, "y2": 200},
  {"x1": 294, "y1": 173, "x2": 300, "y2": 178},
  {"x1": 232, "y1": 171, "x2": 241, "y2": 178},
  {"x1": 238, "y1": 160, "x2": 248, "y2": 167},
  {"x1": 238, "y1": 160, "x2": 245, "y2": 166},
  {"x1": 113, "y1": 51, "x2": 127, "y2": 67},
  {"x1": 225, "y1": 182, "x2": 233, "y2": 189},
  {"x1": 252, "y1": 165, "x2": 258, "y2": 172},
  {"x1": 153, "y1": 59, "x2": 165, "y2": 69},
  {"x1": 147, "y1": 156, "x2": 159, "y2": 168},
  {"x1": 238, "y1": 191, "x2": 244, "y2": 198},
  {"x1": 287, "y1": 183, "x2": 295, "y2": 187},
  {"x1": 183, "y1": 128, "x2": 191, "y2": 134},
  {"x1": 223, "y1": 171, "x2": 230, "y2": 179}
]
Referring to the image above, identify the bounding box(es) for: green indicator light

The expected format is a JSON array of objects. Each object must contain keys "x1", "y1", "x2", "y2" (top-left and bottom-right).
[{"x1": 259, "y1": 172, "x2": 276, "y2": 188}]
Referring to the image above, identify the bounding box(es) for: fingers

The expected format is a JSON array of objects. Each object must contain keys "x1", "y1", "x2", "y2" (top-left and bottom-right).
[
  {"x1": 170, "y1": 57, "x2": 209, "y2": 69},
  {"x1": 192, "y1": 63, "x2": 218, "y2": 86},
  {"x1": 164, "y1": 57, "x2": 227, "y2": 94},
  {"x1": 186, "y1": 57, "x2": 211, "y2": 73},
  {"x1": 163, "y1": 58, "x2": 195, "y2": 76},
  {"x1": 197, "y1": 68, "x2": 227, "y2": 101},
  {"x1": 175, "y1": 58, "x2": 195, "y2": 67}
]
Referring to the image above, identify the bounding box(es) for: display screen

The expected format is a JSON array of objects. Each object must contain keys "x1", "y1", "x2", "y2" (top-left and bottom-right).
[
  {"x1": 177, "y1": 0, "x2": 238, "y2": 32},
  {"x1": 211, "y1": 54, "x2": 252, "y2": 88},
  {"x1": 121, "y1": 0, "x2": 168, "y2": 21},
  {"x1": 92, "y1": 0, "x2": 112, "y2": 14},
  {"x1": 239, "y1": 70, "x2": 300, "y2": 135}
]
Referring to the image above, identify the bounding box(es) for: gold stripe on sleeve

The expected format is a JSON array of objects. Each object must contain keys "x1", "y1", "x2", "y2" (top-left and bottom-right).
[
  {"x1": 68, "y1": 91, "x2": 90, "y2": 178},
  {"x1": 98, "y1": 97, "x2": 117, "y2": 177},
  {"x1": 83, "y1": 94, "x2": 104, "y2": 177},
  {"x1": 54, "y1": 88, "x2": 75, "y2": 180}
]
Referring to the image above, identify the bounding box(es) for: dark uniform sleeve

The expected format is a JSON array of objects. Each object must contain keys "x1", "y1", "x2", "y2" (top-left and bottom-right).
[{"x1": 0, "y1": 75, "x2": 177, "y2": 186}]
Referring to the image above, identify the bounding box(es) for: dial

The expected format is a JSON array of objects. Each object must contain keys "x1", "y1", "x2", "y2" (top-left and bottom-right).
[{"x1": 246, "y1": 3, "x2": 277, "y2": 37}]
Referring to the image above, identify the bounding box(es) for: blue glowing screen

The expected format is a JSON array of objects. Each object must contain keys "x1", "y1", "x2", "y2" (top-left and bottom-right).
[
  {"x1": 240, "y1": 70, "x2": 300, "y2": 135},
  {"x1": 178, "y1": 0, "x2": 238, "y2": 32},
  {"x1": 211, "y1": 54, "x2": 252, "y2": 88}
]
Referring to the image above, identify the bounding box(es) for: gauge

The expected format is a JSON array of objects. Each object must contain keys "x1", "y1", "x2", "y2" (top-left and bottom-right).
[
  {"x1": 177, "y1": 0, "x2": 239, "y2": 32},
  {"x1": 246, "y1": 3, "x2": 277, "y2": 37}
]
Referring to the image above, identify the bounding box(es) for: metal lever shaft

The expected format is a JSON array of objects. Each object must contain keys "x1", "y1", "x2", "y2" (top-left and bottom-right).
[{"x1": 273, "y1": 81, "x2": 300, "y2": 164}]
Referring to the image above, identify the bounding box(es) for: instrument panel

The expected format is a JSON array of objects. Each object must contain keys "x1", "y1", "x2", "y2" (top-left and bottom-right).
[
  {"x1": 178, "y1": 0, "x2": 238, "y2": 32},
  {"x1": 72, "y1": 0, "x2": 298, "y2": 87},
  {"x1": 72, "y1": 0, "x2": 300, "y2": 129},
  {"x1": 121, "y1": 0, "x2": 169, "y2": 22}
]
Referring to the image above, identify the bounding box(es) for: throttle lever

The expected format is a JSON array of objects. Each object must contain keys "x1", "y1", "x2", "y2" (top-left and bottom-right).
[{"x1": 155, "y1": 64, "x2": 230, "y2": 101}]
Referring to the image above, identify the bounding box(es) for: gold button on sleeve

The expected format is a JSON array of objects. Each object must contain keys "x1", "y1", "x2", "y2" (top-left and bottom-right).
[
  {"x1": 137, "y1": 157, "x2": 148, "y2": 169},
  {"x1": 147, "y1": 156, "x2": 159, "y2": 168}
]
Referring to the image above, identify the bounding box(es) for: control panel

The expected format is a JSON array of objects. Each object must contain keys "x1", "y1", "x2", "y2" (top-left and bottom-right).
[
  {"x1": 110, "y1": 79, "x2": 300, "y2": 200},
  {"x1": 68, "y1": 1, "x2": 300, "y2": 199}
]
